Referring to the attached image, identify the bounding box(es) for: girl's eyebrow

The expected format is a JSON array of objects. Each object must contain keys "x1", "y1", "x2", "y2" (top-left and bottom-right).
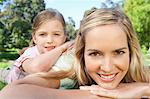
[
  {"x1": 53, "y1": 30, "x2": 63, "y2": 33},
  {"x1": 87, "y1": 49, "x2": 100, "y2": 52},
  {"x1": 36, "y1": 30, "x2": 47, "y2": 33}
]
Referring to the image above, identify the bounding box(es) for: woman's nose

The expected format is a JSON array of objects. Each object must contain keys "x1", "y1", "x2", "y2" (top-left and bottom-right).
[{"x1": 100, "y1": 57, "x2": 113, "y2": 73}]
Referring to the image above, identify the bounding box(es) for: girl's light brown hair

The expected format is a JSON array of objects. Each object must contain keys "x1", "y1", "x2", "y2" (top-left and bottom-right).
[
  {"x1": 30, "y1": 8, "x2": 67, "y2": 46},
  {"x1": 20, "y1": 8, "x2": 67, "y2": 54}
]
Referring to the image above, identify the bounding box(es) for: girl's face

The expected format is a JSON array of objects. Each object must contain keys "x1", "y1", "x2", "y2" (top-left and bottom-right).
[
  {"x1": 33, "y1": 19, "x2": 66, "y2": 54},
  {"x1": 84, "y1": 24, "x2": 130, "y2": 89}
]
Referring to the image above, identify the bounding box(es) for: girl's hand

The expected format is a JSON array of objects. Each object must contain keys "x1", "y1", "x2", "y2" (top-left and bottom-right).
[
  {"x1": 80, "y1": 83, "x2": 149, "y2": 98},
  {"x1": 60, "y1": 40, "x2": 74, "y2": 52}
]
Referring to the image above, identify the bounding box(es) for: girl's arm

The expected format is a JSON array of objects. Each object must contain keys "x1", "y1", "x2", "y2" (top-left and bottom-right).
[
  {"x1": 22, "y1": 41, "x2": 74, "y2": 73},
  {"x1": 12, "y1": 72, "x2": 60, "y2": 88}
]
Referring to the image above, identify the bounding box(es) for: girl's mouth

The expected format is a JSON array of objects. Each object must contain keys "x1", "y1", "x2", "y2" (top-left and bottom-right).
[{"x1": 45, "y1": 46, "x2": 55, "y2": 51}]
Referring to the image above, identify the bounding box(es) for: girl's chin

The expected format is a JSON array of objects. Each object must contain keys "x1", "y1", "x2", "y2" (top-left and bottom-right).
[{"x1": 44, "y1": 49, "x2": 53, "y2": 52}]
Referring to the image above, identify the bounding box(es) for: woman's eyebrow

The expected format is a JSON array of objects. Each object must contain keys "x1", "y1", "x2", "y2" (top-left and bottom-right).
[{"x1": 115, "y1": 47, "x2": 128, "y2": 50}]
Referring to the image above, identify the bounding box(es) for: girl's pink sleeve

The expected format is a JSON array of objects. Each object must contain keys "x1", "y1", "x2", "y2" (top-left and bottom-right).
[
  {"x1": 6, "y1": 46, "x2": 39, "y2": 83},
  {"x1": 14, "y1": 46, "x2": 39, "y2": 68}
]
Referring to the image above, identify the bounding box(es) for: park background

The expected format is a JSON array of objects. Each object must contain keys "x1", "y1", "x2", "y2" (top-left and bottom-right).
[{"x1": 0, "y1": 0, "x2": 150, "y2": 90}]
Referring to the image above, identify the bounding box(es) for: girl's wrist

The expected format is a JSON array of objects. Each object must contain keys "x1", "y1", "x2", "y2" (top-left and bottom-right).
[
  {"x1": 60, "y1": 46, "x2": 66, "y2": 53},
  {"x1": 55, "y1": 46, "x2": 65, "y2": 54}
]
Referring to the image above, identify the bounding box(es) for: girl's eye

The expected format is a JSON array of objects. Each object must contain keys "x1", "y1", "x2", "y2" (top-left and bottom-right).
[
  {"x1": 53, "y1": 31, "x2": 64, "y2": 36},
  {"x1": 54, "y1": 33, "x2": 60, "y2": 36},
  {"x1": 39, "y1": 34, "x2": 45, "y2": 36},
  {"x1": 38, "y1": 33, "x2": 46, "y2": 36},
  {"x1": 88, "y1": 52, "x2": 102, "y2": 56}
]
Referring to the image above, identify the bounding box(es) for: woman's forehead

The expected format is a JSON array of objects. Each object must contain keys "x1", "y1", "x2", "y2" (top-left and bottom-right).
[{"x1": 84, "y1": 24, "x2": 128, "y2": 48}]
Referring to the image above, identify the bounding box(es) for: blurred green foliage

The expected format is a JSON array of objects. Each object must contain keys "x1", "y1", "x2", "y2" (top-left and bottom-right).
[
  {"x1": 0, "y1": 0, "x2": 45, "y2": 50},
  {"x1": 124, "y1": 0, "x2": 150, "y2": 49}
]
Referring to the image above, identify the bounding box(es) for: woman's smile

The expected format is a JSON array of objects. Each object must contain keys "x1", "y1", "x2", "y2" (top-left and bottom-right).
[{"x1": 97, "y1": 73, "x2": 117, "y2": 82}]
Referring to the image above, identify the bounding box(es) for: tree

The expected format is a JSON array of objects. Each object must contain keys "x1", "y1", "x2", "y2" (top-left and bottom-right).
[
  {"x1": 100, "y1": 0, "x2": 123, "y2": 8},
  {"x1": 0, "y1": 22, "x2": 4, "y2": 51},
  {"x1": 66, "y1": 17, "x2": 77, "y2": 40},
  {"x1": 0, "y1": 0, "x2": 6, "y2": 4},
  {"x1": 0, "y1": 0, "x2": 45, "y2": 50},
  {"x1": 124, "y1": 0, "x2": 150, "y2": 49}
]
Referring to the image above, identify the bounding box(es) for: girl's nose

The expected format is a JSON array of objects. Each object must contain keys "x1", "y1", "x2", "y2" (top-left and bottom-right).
[{"x1": 46, "y1": 35, "x2": 53, "y2": 43}]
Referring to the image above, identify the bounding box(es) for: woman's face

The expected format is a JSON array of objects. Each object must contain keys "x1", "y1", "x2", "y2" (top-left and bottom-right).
[
  {"x1": 33, "y1": 19, "x2": 66, "y2": 54},
  {"x1": 84, "y1": 24, "x2": 130, "y2": 89}
]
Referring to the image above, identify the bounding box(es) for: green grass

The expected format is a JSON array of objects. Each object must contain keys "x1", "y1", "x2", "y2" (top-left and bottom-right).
[
  {"x1": 0, "y1": 48, "x2": 19, "y2": 68},
  {"x1": 144, "y1": 54, "x2": 150, "y2": 66},
  {"x1": 141, "y1": 46, "x2": 150, "y2": 66},
  {"x1": 0, "y1": 62, "x2": 11, "y2": 68},
  {"x1": 0, "y1": 48, "x2": 19, "y2": 90},
  {"x1": 0, "y1": 48, "x2": 19, "y2": 62},
  {"x1": 0, "y1": 81, "x2": 6, "y2": 90}
]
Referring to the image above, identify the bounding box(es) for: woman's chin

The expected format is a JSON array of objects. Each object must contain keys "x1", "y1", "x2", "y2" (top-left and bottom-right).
[{"x1": 99, "y1": 83, "x2": 118, "y2": 90}]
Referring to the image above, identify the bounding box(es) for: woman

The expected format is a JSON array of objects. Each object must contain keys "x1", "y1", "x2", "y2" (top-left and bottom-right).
[{"x1": 0, "y1": 8, "x2": 150, "y2": 99}]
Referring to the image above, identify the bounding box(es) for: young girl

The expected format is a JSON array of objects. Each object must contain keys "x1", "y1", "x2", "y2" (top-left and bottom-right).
[
  {"x1": 5, "y1": 8, "x2": 74, "y2": 83},
  {"x1": 0, "y1": 8, "x2": 150, "y2": 99}
]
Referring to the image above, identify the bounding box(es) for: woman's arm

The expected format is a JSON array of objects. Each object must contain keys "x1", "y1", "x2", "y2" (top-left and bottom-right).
[
  {"x1": 0, "y1": 84, "x2": 104, "y2": 99},
  {"x1": 23, "y1": 41, "x2": 74, "y2": 73},
  {"x1": 80, "y1": 83, "x2": 150, "y2": 98}
]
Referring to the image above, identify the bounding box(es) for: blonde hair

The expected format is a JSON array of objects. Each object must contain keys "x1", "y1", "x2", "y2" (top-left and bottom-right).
[{"x1": 74, "y1": 8, "x2": 150, "y2": 86}]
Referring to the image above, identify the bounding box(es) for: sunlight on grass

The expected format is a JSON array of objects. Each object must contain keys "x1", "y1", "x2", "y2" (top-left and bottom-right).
[
  {"x1": 142, "y1": 46, "x2": 150, "y2": 67},
  {"x1": 0, "y1": 81, "x2": 6, "y2": 90},
  {"x1": 0, "y1": 62, "x2": 10, "y2": 68},
  {"x1": 144, "y1": 55, "x2": 150, "y2": 67}
]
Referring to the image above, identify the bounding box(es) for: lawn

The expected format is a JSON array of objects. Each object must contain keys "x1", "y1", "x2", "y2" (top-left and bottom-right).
[
  {"x1": 0, "y1": 48, "x2": 19, "y2": 67},
  {"x1": 0, "y1": 48, "x2": 19, "y2": 90},
  {"x1": 0, "y1": 82, "x2": 6, "y2": 90}
]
